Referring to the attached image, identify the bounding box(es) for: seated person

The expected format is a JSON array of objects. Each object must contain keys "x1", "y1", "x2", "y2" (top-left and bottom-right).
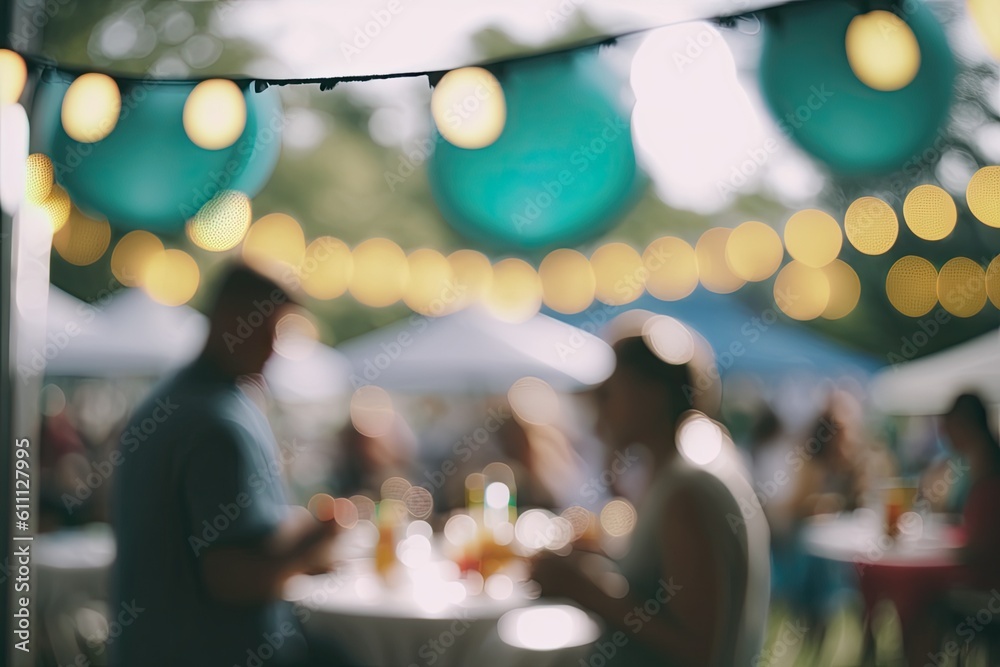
[
  {"x1": 532, "y1": 313, "x2": 770, "y2": 667},
  {"x1": 943, "y1": 392, "x2": 1000, "y2": 589}
]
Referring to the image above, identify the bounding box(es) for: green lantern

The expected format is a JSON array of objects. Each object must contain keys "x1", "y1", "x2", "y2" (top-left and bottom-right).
[
  {"x1": 759, "y1": 0, "x2": 955, "y2": 175},
  {"x1": 427, "y1": 50, "x2": 644, "y2": 250},
  {"x1": 31, "y1": 69, "x2": 283, "y2": 233}
]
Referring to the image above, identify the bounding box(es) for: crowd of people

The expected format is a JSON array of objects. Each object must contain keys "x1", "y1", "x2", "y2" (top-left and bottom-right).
[{"x1": 36, "y1": 262, "x2": 1000, "y2": 666}]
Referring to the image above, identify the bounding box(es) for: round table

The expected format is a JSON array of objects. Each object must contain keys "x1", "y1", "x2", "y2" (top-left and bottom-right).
[
  {"x1": 34, "y1": 524, "x2": 116, "y2": 609},
  {"x1": 286, "y1": 561, "x2": 601, "y2": 667},
  {"x1": 802, "y1": 511, "x2": 965, "y2": 660}
]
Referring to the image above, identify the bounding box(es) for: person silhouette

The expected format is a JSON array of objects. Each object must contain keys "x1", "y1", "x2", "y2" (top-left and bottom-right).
[
  {"x1": 532, "y1": 312, "x2": 770, "y2": 667},
  {"x1": 111, "y1": 264, "x2": 354, "y2": 667}
]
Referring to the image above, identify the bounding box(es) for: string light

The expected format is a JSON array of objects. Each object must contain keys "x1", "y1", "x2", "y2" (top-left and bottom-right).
[
  {"x1": 725, "y1": 221, "x2": 783, "y2": 282},
  {"x1": 774, "y1": 261, "x2": 830, "y2": 321},
  {"x1": 61, "y1": 73, "x2": 121, "y2": 143},
  {"x1": 966, "y1": 166, "x2": 1000, "y2": 228},
  {"x1": 484, "y1": 258, "x2": 542, "y2": 322},
  {"x1": 886, "y1": 255, "x2": 937, "y2": 317},
  {"x1": 696, "y1": 228, "x2": 745, "y2": 294},
  {"x1": 845, "y1": 10, "x2": 921, "y2": 91},
  {"x1": 300, "y1": 237, "x2": 352, "y2": 300},
  {"x1": 937, "y1": 257, "x2": 986, "y2": 318},
  {"x1": 143, "y1": 249, "x2": 200, "y2": 306},
  {"x1": 986, "y1": 256, "x2": 1000, "y2": 309},
  {"x1": 844, "y1": 196, "x2": 898, "y2": 255},
  {"x1": 538, "y1": 248, "x2": 595, "y2": 315},
  {"x1": 52, "y1": 205, "x2": 110, "y2": 265},
  {"x1": 242, "y1": 213, "x2": 306, "y2": 272},
  {"x1": 447, "y1": 249, "x2": 492, "y2": 309},
  {"x1": 783, "y1": 209, "x2": 842, "y2": 268},
  {"x1": 431, "y1": 67, "x2": 506, "y2": 149},
  {"x1": 111, "y1": 230, "x2": 164, "y2": 287},
  {"x1": 0, "y1": 49, "x2": 27, "y2": 105},
  {"x1": 349, "y1": 238, "x2": 409, "y2": 308},
  {"x1": 186, "y1": 190, "x2": 252, "y2": 252},
  {"x1": 404, "y1": 248, "x2": 455, "y2": 316},
  {"x1": 25, "y1": 154, "x2": 54, "y2": 204},
  {"x1": 643, "y1": 236, "x2": 698, "y2": 301},
  {"x1": 903, "y1": 184, "x2": 956, "y2": 241},
  {"x1": 183, "y1": 79, "x2": 247, "y2": 150},
  {"x1": 821, "y1": 260, "x2": 861, "y2": 320},
  {"x1": 590, "y1": 243, "x2": 644, "y2": 306}
]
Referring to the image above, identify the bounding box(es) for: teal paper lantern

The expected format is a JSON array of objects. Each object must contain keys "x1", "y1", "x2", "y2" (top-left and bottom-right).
[
  {"x1": 759, "y1": 0, "x2": 955, "y2": 176},
  {"x1": 31, "y1": 70, "x2": 282, "y2": 233},
  {"x1": 427, "y1": 51, "x2": 643, "y2": 250}
]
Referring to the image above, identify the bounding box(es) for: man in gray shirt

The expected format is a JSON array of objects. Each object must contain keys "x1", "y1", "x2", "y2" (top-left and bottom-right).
[{"x1": 111, "y1": 265, "x2": 352, "y2": 667}]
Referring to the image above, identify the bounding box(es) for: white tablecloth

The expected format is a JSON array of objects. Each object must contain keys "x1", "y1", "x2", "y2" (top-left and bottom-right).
[
  {"x1": 801, "y1": 510, "x2": 962, "y2": 566},
  {"x1": 286, "y1": 567, "x2": 601, "y2": 667},
  {"x1": 34, "y1": 525, "x2": 116, "y2": 609}
]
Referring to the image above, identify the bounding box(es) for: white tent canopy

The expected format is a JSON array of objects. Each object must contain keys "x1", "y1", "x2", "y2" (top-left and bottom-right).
[
  {"x1": 869, "y1": 328, "x2": 1000, "y2": 415},
  {"x1": 337, "y1": 308, "x2": 616, "y2": 393},
  {"x1": 43, "y1": 286, "x2": 351, "y2": 402}
]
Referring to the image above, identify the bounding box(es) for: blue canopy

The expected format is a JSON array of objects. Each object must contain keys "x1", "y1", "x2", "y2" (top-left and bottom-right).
[{"x1": 547, "y1": 290, "x2": 879, "y2": 378}]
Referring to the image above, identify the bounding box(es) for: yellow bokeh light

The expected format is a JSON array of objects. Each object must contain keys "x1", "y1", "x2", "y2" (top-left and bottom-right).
[
  {"x1": 886, "y1": 256, "x2": 938, "y2": 317},
  {"x1": 539, "y1": 249, "x2": 595, "y2": 314},
  {"x1": 25, "y1": 154, "x2": 54, "y2": 204},
  {"x1": 845, "y1": 10, "x2": 921, "y2": 91},
  {"x1": 725, "y1": 221, "x2": 783, "y2": 282},
  {"x1": 987, "y1": 256, "x2": 1000, "y2": 309},
  {"x1": 300, "y1": 237, "x2": 352, "y2": 300},
  {"x1": 183, "y1": 79, "x2": 247, "y2": 150},
  {"x1": 937, "y1": 257, "x2": 986, "y2": 318},
  {"x1": 644, "y1": 237, "x2": 699, "y2": 301},
  {"x1": 485, "y1": 258, "x2": 542, "y2": 323},
  {"x1": 903, "y1": 184, "x2": 956, "y2": 241},
  {"x1": 821, "y1": 260, "x2": 861, "y2": 320},
  {"x1": 0, "y1": 49, "x2": 27, "y2": 105},
  {"x1": 186, "y1": 190, "x2": 251, "y2": 252},
  {"x1": 242, "y1": 213, "x2": 306, "y2": 273},
  {"x1": 53, "y1": 206, "x2": 111, "y2": 266},
  {"x1": 349, "y1": 238, "x2": 409, "y2": 308},
  {"x1": 111, "y1": 230, "x2": 164, "y2": 287},
  {"x1": 431, "y1": 67, "x2": 506, "y2": 149},
  {"x1": 968, "y1": 0, "x2": 1000, "y2": 60},
  {"x1": 143, "y1": 249, "x2": 200, "y2": 307},
  {"x1": 61, "y1": 73, "x2": 121, "y2": 143},
  {"x1": 448, "y1": 249, "x2": 493, "y2": 309},
  {"x1": 783, "y1": 209, "x2": 842, "y2": 268},
  {"x1": 696, "y1": 228, "x2": 745, "y2": 294},
  {"x1": 774, "y1": 261, "x2": 831, "y2": 321},
  {"x1": 32, "y1": 184, "x2": 71, "y2": 233},
  {"x1": 591, "y1": 243, "x2": 645, "y2": 305},
  {"x1": 405, "y1": 248, "x2": 456, "y2": 316},
  {"x1": 844, "y1": 196, "x2": 898, "y2": 255},
  {"x1": 966, "y1": 166, "x2": 1000, "y2": 228}
]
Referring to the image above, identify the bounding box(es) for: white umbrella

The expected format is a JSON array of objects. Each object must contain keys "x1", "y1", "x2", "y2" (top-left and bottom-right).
[
  {"x1": 868, "y1": 328, "x2": 1000, "y2": 415},
  {"x1": 337, "y1": 308, "x2": 615, "y2": 393},
  {"x1": 44, "y1": 286, "x2": 351, "y2": 402}
]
